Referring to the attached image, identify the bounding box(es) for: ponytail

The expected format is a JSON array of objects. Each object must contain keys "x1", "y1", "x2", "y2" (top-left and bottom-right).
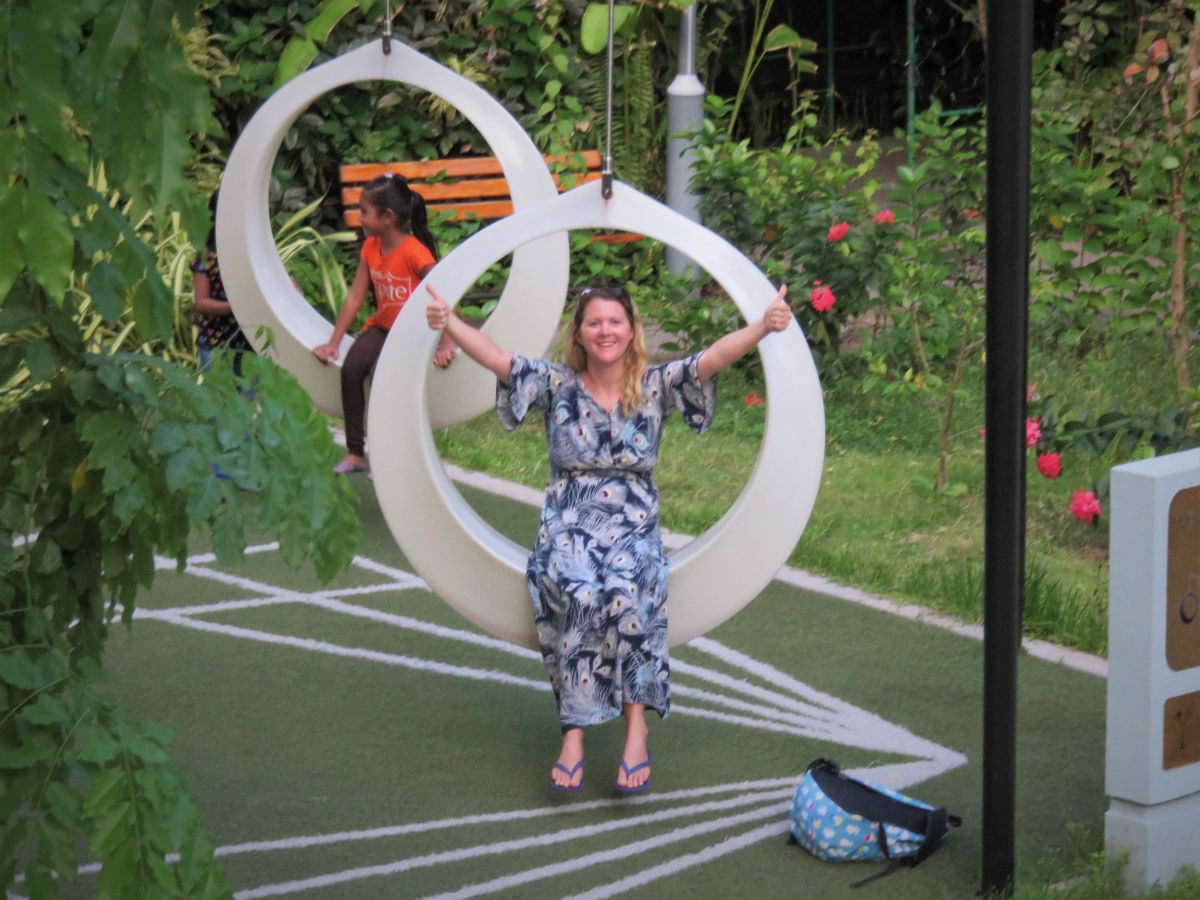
[
  {"x1": 361, "y1": 174, "x2": 439, "y2": 260},
  {"x1": 408, "y1": 191, "x2": 439, "y2": 261}
]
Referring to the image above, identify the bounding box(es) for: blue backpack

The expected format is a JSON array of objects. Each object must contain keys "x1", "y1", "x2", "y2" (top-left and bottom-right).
[{"x1": 788, "y1": 758, "x2": 961, "y2": 887}]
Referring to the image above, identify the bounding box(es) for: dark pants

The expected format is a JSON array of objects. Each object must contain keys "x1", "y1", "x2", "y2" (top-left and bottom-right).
[{"x1": 341, "y1": 326, "x2": 387, "y2": 457}]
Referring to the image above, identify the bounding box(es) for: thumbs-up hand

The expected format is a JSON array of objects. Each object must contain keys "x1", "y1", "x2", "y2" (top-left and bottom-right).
[
  {"x1": 426, "y1": 284, "x2": 450, "y2": 331},
  {"x1": 762, "y1": 285, "x2": 792, "y2": 333}
]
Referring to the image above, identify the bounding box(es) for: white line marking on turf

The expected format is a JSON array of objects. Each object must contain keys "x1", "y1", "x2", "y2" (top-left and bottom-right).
[
  {"x1": 57, "y1": 778, "x2": 803, "y2": 882},
  {"x1": 218, "y1": 777, "x2": 799, "y2": 854},
  {"x1": 564, "y1": 819, "x2": 790, "y2": 900},
  {"x1": 447, "y1": 464, "x2": 1108, "y2": 679},
  {"x1": 154, "y1": 542, "x2": 281, "y2": 569},
  {"x1": 143, "y1": 610, "x2": 828, "y2": 737},
  {"x1": 159, "y1": 559, "x2": 426, "y2": 599},
  {"x1": 670, "y1": 683, "x2": 840, "y2": 731},
  {"x1": 144, "y1": 561, "x2": 858, "y2": 737},
  {"x1": 417, "y1": 802, "x2": 790, "y2": 900},
  {"x1": 690, "y1": 637, "x2": 968, "y2": 775},
  {"x1": 671, "y1": 657, "x2": 842, "y2": 724},
  {"x1": 150, "y1": 613, "x2": 549, "y2": 691},
  {"x1": 235, "y1": 790, "x2": 784, "y2": 899},
  {"x1": 155, "y1": 560, "x2": 540, "y2": 658},
  {"x1": 136, "y1": 582, "x2": 411, "y2": 619},
  {"x1": 96, "y1": 536, "x2": 971, "y2": 897},
  {"x1": 145, "y1": 552, "x2": 970, "y2": 752},
  {"x1": 174, "y1": 559, "x2": 937, "y2": 747}
]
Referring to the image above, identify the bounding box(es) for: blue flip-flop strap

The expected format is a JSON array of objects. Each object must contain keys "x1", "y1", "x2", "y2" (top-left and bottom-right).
[
  {"x1": 618, "y1": 753, "x2": 651, "y2": 776},
  {"x1": 554, "y1": 760, "x2": 584, "y2": 777}
]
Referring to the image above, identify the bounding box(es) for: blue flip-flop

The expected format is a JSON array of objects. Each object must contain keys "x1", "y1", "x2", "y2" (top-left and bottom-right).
[
  {"x1": 614, "y1": 753, "x2": 652, "y2": 794},
  {"x1": 550, "y1": 759, "x2": 585, "y2": 793}
]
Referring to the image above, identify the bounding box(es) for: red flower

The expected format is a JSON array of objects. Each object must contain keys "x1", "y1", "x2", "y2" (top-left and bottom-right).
[
  {"x1": 826, "y1": 221, "x2": 851, "y2": 242},
  {"x1": 1036, "y1": 452, "x2": 1062, "y2": 479},
  {"x1": 872, "y1": 208, "x2": 895, "y2": 225},
  {"x1": 1070, "y1": 490, "x2": 1102, "y2": 523},
  {"x1": 1025, "y1": 417, "x2": 1041, "y2": 448},
  {"x1": 745, "y1": 391, "x2": 765, "y2": 407},
  {"x1": 809, "y1": 281, "x2": 836, "y2": 313}
]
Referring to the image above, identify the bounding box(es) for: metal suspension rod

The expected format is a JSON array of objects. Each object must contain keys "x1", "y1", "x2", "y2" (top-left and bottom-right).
[
  {"x1": 382, "y1": 0, "x2": 393, "y2": 55},
  {"x1": 602, "y1": 0, "x2": 615, "y2": 199}
]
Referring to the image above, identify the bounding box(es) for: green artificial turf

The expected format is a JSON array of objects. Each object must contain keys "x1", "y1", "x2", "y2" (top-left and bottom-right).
[{"x1": 89, "y1": 482, "x2": 1107, "y2": 899}]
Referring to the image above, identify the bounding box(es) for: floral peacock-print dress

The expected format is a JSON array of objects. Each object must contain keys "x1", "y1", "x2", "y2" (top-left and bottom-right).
[{"x1": 497, "y1": 352, "x2": 716, "y2": 731}]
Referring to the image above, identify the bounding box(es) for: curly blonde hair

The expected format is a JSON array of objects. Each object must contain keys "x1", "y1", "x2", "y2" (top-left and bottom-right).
[{"x1": 563, "y1": 285, "x2": 648, "y2": 416}]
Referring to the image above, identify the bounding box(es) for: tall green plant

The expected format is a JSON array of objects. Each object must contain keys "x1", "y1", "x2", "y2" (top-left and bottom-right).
[
  {"x1": 1122, "y1": 5, "x2": 1200, "y2": 404},
  {"x1": 1030, "y1": 3, "x2": 1199, "y2": 409},
  {"x1": 724, "y1": 0, "x2": 815, "y2": 138},
  {"x1": 864, "y1": 108, "x2": 986, "y2": 495},
  {"x1": 1, "y1": 2, "x2": 361, "y2": 894}
]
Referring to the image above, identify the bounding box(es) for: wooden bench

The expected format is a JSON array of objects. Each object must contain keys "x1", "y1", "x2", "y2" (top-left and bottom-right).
[{"x1": 338, "y1": 149, "x2": 641, "y2": 244}]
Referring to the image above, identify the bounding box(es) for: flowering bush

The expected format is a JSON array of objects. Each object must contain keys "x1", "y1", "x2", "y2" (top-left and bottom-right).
[
  {"x1": 1026, "y1": 387, "x2": 1197, "y2": 526},
  {"x1": 688, "y1": 93, "x2": 893, "y2": 365}
]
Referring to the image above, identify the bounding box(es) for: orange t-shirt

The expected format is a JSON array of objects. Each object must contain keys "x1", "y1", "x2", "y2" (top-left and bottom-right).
[{"x1": 361, "y1": 234, "x2": 435, "y2": 331}]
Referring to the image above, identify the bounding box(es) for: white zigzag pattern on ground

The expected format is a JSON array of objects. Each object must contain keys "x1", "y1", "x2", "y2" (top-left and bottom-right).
[{"x1": 71, "y1": 543, "x2": 974, "y2": 899}]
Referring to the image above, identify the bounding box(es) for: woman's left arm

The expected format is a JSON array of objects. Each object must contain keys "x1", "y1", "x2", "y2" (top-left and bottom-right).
[{"x1": 696, "y1": 285, "x2": 792, "y2": 383}]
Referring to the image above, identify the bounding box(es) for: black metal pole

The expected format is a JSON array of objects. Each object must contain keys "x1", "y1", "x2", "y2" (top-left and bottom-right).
[{"x1": 982, "y1": 1, "x2": 1034, "y2": 896}]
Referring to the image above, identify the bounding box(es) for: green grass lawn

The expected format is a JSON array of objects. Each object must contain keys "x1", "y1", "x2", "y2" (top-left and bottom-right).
[{"x1": 435, "y1": 333, "x2": 1192, "y2": 658}]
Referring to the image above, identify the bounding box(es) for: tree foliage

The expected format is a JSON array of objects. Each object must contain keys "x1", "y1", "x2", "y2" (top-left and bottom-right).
[{"x1": 1, "y1": 1, "x2": 361, "y2": 895}]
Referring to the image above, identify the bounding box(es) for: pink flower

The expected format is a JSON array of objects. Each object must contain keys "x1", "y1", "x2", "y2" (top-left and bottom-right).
[
  {"x1": 826, "y1": 221, "x2": 851, "y2": 242},
  {"x1": 1026, "y1": 417, "x2": 1042, "y2": 448},
  {"x1": 745, "y1": 391, "x2": 765, "y2": 407},
  {"x1": 809, "y1": 281, "x2": 836, "y2": 313},
  {"x1": 1036, "y1": 452, "x2": 1062, "y2": 479},
  {"x1": 1070, "y1": 490, "x2": 1102, "y2": 523},
  {"x1": 872, "y1": 208, "x2": 895, "y2": 225}
]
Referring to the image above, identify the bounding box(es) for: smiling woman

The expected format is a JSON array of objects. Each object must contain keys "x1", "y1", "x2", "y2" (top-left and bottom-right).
[{"x1": 425, "y1": 266, "x2": 798, "y2": 793}]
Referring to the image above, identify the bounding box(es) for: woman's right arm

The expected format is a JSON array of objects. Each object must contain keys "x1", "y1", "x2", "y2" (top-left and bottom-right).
[
  {"x1": 313, "y1": 261, "x2": 370, "y2": 363},
  {"x1": 424, "y1": 284, "x2": 513, "y2": 382}
]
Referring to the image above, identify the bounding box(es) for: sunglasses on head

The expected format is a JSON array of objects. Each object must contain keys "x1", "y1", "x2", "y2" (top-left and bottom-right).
[{"x1": 577, "y1": 283, "x2": 630, "y2": 302}]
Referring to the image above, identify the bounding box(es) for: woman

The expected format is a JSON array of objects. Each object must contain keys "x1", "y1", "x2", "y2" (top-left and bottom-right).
[{"x1": 426, "y1": 281, "x2": 792, "y2": 793}]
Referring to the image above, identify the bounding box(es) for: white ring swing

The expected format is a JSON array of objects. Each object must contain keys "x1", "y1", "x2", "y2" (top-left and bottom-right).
[
  {"x1": 216, "y1": 39, "x2": 569, "y2": 427},
  {"x1": 372, "y1": 179, "x2": 825, "y2": 650},
  {"x1": 221, "y1": 37, "x2": 826, "y2": 651}
]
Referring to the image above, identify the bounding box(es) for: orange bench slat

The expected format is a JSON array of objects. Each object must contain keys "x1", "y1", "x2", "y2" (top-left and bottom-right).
[{"x1": 338, "y1": 150, "x2": 638, "y2": 242}]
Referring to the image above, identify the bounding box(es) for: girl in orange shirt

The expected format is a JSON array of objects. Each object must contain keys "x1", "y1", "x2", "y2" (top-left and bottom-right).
[{"x1": 314, "y1": 175, "x2": 455, "y2": 474}]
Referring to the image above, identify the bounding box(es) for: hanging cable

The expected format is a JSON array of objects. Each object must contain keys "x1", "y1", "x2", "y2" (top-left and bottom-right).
[
  {"x1": 382, "y1": 0, "x2": 393, "y2": 55},
  {"x1": 601, "y1": 0, "x2": 615, "y2": 198}
]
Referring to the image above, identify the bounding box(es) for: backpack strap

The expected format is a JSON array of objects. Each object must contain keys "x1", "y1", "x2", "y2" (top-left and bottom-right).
[{"x1": 850, "y1": 860, "x2": 900, "y2": 888}]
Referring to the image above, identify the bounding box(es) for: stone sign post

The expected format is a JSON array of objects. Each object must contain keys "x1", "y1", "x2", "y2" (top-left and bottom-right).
[{"x1": 1106, "y1": 448, "x2": 1200, "y2": 892}]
